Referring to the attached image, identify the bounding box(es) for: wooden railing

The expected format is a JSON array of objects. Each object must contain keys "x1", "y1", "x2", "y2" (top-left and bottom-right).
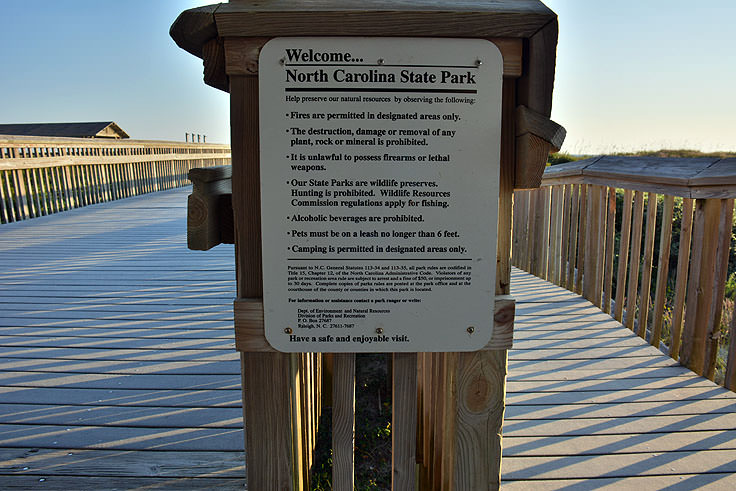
[
  {"x1": 0, "y1": 135, "x2": 231, "y2": 223},
  {"x1": 513, "y1": 156, "x2": 736, "y2": 390}
]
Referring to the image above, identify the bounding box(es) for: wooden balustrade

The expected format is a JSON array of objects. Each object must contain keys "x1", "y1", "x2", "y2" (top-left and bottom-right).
[
  {"x1": 513, "y1": 156, "x2": 736, "y2": 390},
  {"x1": 0, "y1": 135, "x2": 231, "y2": 223}
]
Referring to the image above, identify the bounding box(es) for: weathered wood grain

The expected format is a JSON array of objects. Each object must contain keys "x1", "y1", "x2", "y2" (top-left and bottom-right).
[
  {"x1": 539, "y1": 156, "x2": 736, "y2": 199},
  {"x1": 680, "y1": 199, "x2": 720, "y2": 374},
  {"x1": 214, "y1": 0, "x2": 555, "y2": 38},
  {"x1": 566, "y1": 184, "x2": 579, "y2": 291},
  {"x1": 454, "y1": 349, "x2": 506, "y2": 489},
  {"x1": 671, "y1": 197, "x2": 694, "y2": 359},
  {"x1": 704, "y1": 198, "x2": 734, "y2": 379},
  {"x1": 624, "y1": 191, "x2": 644, "y2": 331},
  {"x1": 332, "y1": 352, "x2": 355, "y2": 490},
  {"x1": 650, "y1": 194, "x2": 674, "y2": 346},
  {"x1": 392, "y1": 352, "x2": 417, "y2": 490},
  {"x1": 636, "y1": 192, "x2": 658, "y2": 339}
]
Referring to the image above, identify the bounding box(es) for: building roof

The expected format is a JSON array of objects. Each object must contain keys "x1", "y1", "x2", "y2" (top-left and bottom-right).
[{"x1": 0, "y1": 122, "x2": 129, "y2": 139}]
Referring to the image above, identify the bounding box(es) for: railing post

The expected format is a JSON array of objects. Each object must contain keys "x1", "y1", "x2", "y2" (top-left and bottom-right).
[
  {"x1": 624, "y1": 191, "x2": 645, "y2": 331},
  {"x1": 651, "y1": 195, "x2": 675, "y2": 347},
  {"x1": 602, "y1": 187, "x2": 616, "y2": 314},
  {"x1": 566, "y1": 183, "x2": 580, "y2": 291},
  {"x1": 680, "y1": 198, "x2": 723, "y2": 375},
  {"x1": 583, "y1": 185, "x2": 605, "y2": 306},
  {"x1": 637, "y1": 192, "x2": 658, "y2": 339},
  {"x1": 704, "y1": 199, "x2": 734, "y2": 379},
  {"x1": 560, "y1": 184, "x2": 572, "y2": 288}
]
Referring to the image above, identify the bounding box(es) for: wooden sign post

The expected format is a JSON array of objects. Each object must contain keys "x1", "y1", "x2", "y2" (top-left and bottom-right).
[{"x1": 172, "y1": 1, "x2": 564, "y2": 489}]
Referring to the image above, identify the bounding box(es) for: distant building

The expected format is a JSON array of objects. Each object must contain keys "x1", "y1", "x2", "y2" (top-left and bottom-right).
[{"x1": 0, "y1": 122, "x2": 129, "y2": 139}]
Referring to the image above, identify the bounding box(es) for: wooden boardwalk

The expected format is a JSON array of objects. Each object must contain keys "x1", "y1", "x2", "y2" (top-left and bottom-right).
[
  {"x1": 1, "y1": 188, "x2": 736, "y2": 489},
  {"x1": 504, "y1": 269, "x2": 736, "y2": 490},
  {"x1": 0, "y1": 188, "x2": 245, "y2": 488}
]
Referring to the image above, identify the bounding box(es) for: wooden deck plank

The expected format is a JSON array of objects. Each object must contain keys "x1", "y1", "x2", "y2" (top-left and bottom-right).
[
  {"x1": 0, "y1": 424, "x2": 243, "y2": 451},
  {"x1": 0, "y1": 404, "x2": 242, "y2": 427},
  {"x1": 504, "y1": 429, "x2": 736, "y2": 456},
  {"x1": 506, "y1": 399, "x2": 736, "y2": 419},
  {"x1": 0, "y1": 358, "x2": 240, "y2": 375},
  {"x1": 512, "y1": 327, "x2": 643, "y2": 339},
  {"x1": 0, "y1": 318, "x2": 233, "y2": 329},
  {"x1": 513, "y1": 337, "x2": 660, "y2": 349},
  {"x1": 514, "y1": 313, "x2": 620, "y2": 323},
  {"x1": 504, "y1": 450, "x2": 736, "y2": 479},
  {"x1": 508, "y1": 376, "x2": 718, "y2": 392},
  {"x1": 0, "y1": 371, "x2": 241, "y2": 389},
  {"x1": 0, "y1": 476, "x2": 247, "y2": 490},
  {"x1": 509, "y1": 357, "x2": 680, "y2": 371},
  {"x1": 503, "y1": 412, "x2": 736, "y2": 436},
  {"x1": 0, "y1": 448, "x2": 245, "y2": 478},
  {"x1": 0, "y1": 326, "x2": 236, "y2": 338},
  {"x1": 0, "y1": 387, "x2": 242, "y2": 407},
  {"x1": 0, "y1": 336, "x2": 236, "y2": 351},
  {"x1": 506, "y1": 387, "x2": 736, "y2": 405},
  {"x1": 507, "y1": 366, "x2": 698, "y2": 381},
  {"x1": 501, "y1": 473, "x2": 736, "y2": 491},
  {"x1": 0, "y1": 347, "x2": 239, "y2": 361},
  {"x1": 509, "y1": 345, "x2": 670, "y2": 360},
  {"x1": 512, "y1": 319, "x2": 640, "y2": 330}
]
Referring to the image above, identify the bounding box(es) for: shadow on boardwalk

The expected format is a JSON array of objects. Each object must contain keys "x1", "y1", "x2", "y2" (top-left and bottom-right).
[
  {"x1": 0, "y1": 188, "x2": 245, "y2": 489},
  {"x1": 503, "y1": 268, "x2": 736, "y2": 490}
]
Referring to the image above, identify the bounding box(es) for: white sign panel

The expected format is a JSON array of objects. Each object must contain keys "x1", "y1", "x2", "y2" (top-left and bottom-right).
[{"x1": 259, "y1": 37, "x2": 502, "y2": 352}]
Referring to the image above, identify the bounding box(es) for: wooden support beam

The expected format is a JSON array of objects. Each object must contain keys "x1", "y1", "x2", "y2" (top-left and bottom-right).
[
  {"x1": 230, "y1": 74, "x2": 294, "y2": 490},
  {"x1": 235, "y1": 296, "x2": 516, "y2": 353},
  {"x1": 453, "y1": 349, "x2": 507, "y2": 489},
  {"x1": 223, "y1": 37, "x2": 523, "y2": 78},
  {"x1": 514, "y1": 17, "x2": 564, "y2": 190},
  {"x1": 187, "y1": 165, "x2": 233, "y2": 250}
]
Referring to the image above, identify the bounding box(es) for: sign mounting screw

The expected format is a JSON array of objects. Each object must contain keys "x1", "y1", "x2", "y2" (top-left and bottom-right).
[
  {"x1": 467, "y1": 326, "x2": 475, "y2": 334},
  {"x1": 375, "y1": 327, "x2": 384, "y2": 334},
  {"x1": 377, "y1": 58, "x2": 385, "y2": 65},
  {"x1": 475, "y1": 59, "x2": 483, "y2": 67},
  {"x1": 284, "y1": 327, "x2": 293, "y2": 334}
]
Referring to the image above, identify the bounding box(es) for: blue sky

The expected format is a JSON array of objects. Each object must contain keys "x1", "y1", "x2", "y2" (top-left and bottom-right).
[
  {"x1": 0, "y1": 0, "x2": 230, "y2": 143},
  {"x1": 546, "y1": 0, "x2": 736, "y2": 154},
  {"x1": 1, "y1": 1, "x2": 734, "y2": 153}
]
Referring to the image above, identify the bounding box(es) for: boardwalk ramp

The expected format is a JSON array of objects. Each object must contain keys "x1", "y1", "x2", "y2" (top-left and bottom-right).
[{"x1": 503, "y1": 268, "x2": 736, "y2": 490}]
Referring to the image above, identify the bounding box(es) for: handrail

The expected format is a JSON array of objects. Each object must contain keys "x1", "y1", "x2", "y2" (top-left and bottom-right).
[
  {"x1": 513, "y1": 156, "x2": 736, "y2": 391},
  {"x1": 0, "y1": 135, "x2": 231, "y2": 223}
]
